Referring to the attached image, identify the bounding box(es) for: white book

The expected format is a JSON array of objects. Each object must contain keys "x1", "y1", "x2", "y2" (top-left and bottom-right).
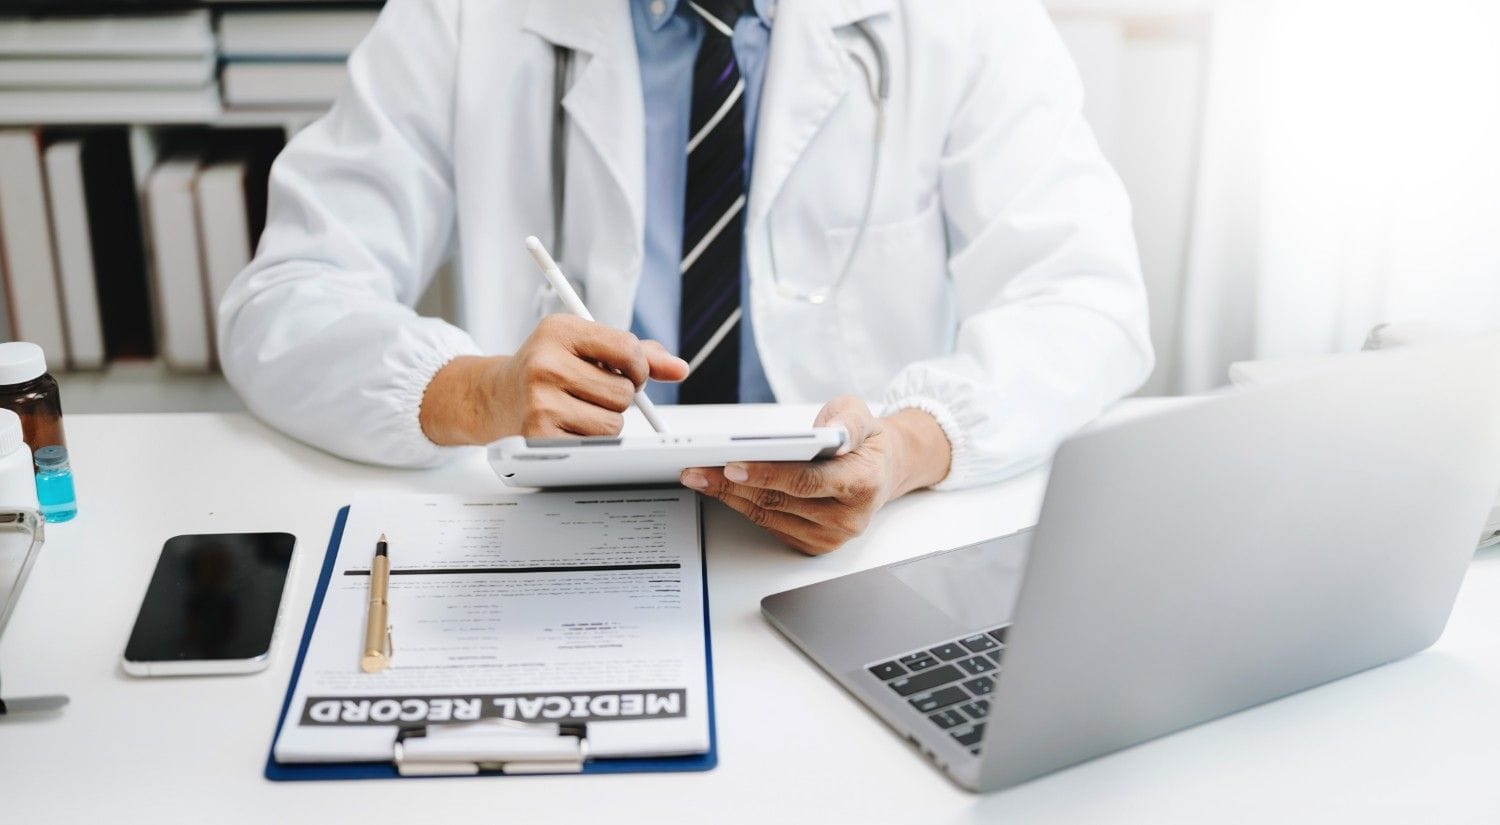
[
  {"x1": 144, "y1": 156, "x2": 212, "y2": 372},
  {"x1": 217, "y1": 10, "x2": 379, "y2": 59},
  {"x1": 43, "y1": 140, "x2": 105, "y2": 370},
  {"x1": 220, "y1": 62, "x2": 348, "y2": 108},
  {"x1": 194, "y1": 160, "x2": 252, "y2": 341},
  {"x1": 0, "y1": 55, "x2": 217, "y2": 89},
  {"x1": 0, "y1": 129, "x2": 69, "y2": 366},
  {"x1": 0, "y1": 11, "x2": 213, "y2": 58},
  {"x1": 128, "y1": 125, "x2": 162, "y2": 194},
  {"x1": 0, "y1": 86, "x2": 220, "y2": 125},
  {"x1": 0, "y1": 227, "x2": 10, "y2": 341}
]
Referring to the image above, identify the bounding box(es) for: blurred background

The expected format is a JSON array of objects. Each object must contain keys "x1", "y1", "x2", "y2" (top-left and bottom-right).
[{"x1": 0, "y1": 0, "x2": 1497, "y2": 413}]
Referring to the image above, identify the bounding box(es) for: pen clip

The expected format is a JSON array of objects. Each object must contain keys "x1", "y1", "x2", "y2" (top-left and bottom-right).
[{"x1": 385, "y1": 625, "x2": 394, "y2": 659}]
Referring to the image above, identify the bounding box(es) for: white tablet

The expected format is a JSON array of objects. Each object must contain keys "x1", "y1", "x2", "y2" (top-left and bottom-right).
[{"x1": 488, "y1": 428, "x2": 848, "y2": 488}]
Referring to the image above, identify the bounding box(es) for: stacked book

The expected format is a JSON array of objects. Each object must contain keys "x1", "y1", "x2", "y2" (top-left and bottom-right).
[
  {"x1": 0, "y1": 127, "x2": 283, "y2": 371},
  {"x1": 0, "y1": 11, "x2": 220, "y2": 123},
  {"x1": 218, "y1": 8, "x2": 379, "y2": 110},
  {"x1": 0, "y1": 128, "x2": 155, "y2": 368},
  {"x1": 142, "y1": 130, "x2": 283, "y2": 371},
  {"x1": 0, "y1": 4, "x2": 381, "y2": 373}
]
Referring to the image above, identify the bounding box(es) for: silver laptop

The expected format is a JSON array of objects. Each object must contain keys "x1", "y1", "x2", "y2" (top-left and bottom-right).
[{"x1": 762, "y1": 338, "x2": 1500, "y2": 792}]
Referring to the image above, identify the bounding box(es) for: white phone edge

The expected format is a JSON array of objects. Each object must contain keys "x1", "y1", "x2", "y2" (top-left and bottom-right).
[{"x1": 121, "y1": 652, "x2": 272, "y2": 677}]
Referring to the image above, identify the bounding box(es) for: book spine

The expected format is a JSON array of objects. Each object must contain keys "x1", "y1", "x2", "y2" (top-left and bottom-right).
[
  {"x1": 194, "y1": 161, "x2": 252, "y2": 362},
  {"x1": 0, "y1": 129, "x2": 70, "y2": 367},
  {"x1": 83, "y1": 130, "x2": 156, "y2": 361},
  {"x1": 145, "y1": 158, "x2": 211, "y2": 372},
  {"x1": 44, "y1": 139, "x2": 106, "y2": 370},
  {"x1": 0, "y1": 192, "x2": 11, "y2": 342},
  {"x1": 0, "y1": 87, "x2": 221, "y2": 124}
]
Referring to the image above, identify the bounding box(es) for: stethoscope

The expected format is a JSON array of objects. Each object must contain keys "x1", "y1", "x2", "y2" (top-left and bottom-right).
[{"x1": 550, "y1": 19, "x2": 890, "y2": 305}]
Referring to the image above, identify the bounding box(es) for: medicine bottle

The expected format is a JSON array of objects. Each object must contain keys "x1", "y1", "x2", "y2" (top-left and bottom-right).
[
  {"x1": 0, "y1": 341, "x2": 69, "y2": 464},
  {"x1": 34, "y1": 446, "x2": 76, "y2": 523},
  {"x1": 0, "y1": 340, "x2": 68, "y2": 456},
  {"x1": 0, "y1": 408, "x2": 40, "y2": 512}
]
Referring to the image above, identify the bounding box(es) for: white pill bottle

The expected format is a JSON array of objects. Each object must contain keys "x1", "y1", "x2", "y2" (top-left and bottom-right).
[{"x1": 0, "y1": 408, "x2": 39, "y2": 512}]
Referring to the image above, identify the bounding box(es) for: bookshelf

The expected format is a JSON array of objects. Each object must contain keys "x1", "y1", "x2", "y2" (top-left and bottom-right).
[{"x1": 0, "y1": 4, "x2": 381, "y2": 411}]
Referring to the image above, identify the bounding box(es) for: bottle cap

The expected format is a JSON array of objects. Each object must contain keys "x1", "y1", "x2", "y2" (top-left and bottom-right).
[
  {"x1": 0, "y1": 408, "x2": 23, "y2": 457},
  {"x1": 0, "y1": 341, "x2": 47, "y2": 386},
  {"x1": 35, "y1": 445, "x2": 69, "y2": 469}
]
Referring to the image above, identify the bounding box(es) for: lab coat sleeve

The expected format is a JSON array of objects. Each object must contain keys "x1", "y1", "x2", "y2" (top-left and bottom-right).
[
  {"x1": 217, "y1": 0, "x2": 482, "y2": 467},
  {"x1": 882, "y1": 0, "x2": 1155, "y2": 490}
]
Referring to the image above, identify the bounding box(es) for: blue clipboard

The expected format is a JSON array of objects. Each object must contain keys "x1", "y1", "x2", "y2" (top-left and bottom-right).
[{"x1": 265, "y1": 504, "x2": 718, "y2": 780}]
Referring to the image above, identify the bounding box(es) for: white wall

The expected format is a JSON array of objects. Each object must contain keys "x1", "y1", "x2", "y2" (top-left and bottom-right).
[{"x1": 1049, "y1": 1, "x2": 1213, "y2": 395}]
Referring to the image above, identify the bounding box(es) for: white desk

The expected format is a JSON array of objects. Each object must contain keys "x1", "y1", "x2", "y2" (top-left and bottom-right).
[{"x1": 3, "y1": 403, "x2": 1499, "y2": 824}]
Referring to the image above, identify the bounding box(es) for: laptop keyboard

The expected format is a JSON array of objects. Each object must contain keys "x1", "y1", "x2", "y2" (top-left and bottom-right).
[{"x1": 866, "y1": 626, "x2": 1009, "y2": 756}]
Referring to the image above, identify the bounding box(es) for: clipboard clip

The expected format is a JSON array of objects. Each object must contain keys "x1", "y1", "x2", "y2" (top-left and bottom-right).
[{"x1": 393, "y1": 718, "x2": 590, "y2": 776}]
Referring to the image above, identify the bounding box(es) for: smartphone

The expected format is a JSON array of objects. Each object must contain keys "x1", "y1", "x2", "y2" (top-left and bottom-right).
[{"x1": 122, "y1": 532, "x2": 296, "y2": 677}]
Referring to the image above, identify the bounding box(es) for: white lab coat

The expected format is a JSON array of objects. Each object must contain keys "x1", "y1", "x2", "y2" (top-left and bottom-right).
[{"x1": 219, "y1": 0, "x2": 1153, "y2": 489}]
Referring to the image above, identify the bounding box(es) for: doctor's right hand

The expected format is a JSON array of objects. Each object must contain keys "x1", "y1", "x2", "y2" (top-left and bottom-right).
[{"x1": 419, "y1": 314, "x2": 689, "y2": 445}]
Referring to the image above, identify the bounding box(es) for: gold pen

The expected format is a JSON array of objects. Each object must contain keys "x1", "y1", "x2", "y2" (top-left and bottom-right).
[{"x1": 361, "y1": 533, "x2": 392, "y2": 673}]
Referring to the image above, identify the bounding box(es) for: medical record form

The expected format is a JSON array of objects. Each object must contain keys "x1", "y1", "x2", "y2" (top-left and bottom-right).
[{"x1": 272, "y1": 491, "x2": 710, "y2": 763}]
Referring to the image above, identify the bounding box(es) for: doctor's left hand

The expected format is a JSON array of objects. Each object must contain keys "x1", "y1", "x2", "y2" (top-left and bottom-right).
[{"x1": 680, "y1": 397, "x2": 952, "y2": 555}]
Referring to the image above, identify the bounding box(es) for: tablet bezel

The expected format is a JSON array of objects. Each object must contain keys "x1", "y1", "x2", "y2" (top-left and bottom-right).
[{"x1": 488, "y1": 428, "x2": 848, "y2": 488}]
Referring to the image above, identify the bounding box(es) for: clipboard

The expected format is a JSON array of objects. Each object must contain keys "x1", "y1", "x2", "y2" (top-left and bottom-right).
[{"x1": 265, "y1": 505, "x2": 718, "y2": 780}]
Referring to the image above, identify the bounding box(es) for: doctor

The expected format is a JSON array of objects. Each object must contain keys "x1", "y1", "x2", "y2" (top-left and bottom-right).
[{"x1": 219, "y1": 0, "x2": 1153, "y2": 554}]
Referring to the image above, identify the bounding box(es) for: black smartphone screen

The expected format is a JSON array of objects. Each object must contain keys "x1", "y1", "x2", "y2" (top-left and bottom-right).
[{"x1": 124, "y1": 533, "x2": 295, "y2": 663}]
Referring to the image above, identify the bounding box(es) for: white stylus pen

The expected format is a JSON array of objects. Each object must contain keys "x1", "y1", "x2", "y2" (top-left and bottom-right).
[{"x1": 524, "y1": 235, "x2": 670, "y2": 434}]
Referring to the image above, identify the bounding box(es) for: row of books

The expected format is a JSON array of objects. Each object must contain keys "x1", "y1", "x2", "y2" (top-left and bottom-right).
[
  {"x1": 0, "y1": 127, "x2": 283, "y2": 371},
  {"x1": 0, "y1": 6, "x2": 378, "y2": 119}
]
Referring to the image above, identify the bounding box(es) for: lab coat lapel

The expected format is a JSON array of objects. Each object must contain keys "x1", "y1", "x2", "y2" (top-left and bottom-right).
[
  {"x1": 748, "y1": 0, "x2": 892, "y2": 230},
  {"x1": 522, "y1": 0, "x2": 645, "y2": 322}
]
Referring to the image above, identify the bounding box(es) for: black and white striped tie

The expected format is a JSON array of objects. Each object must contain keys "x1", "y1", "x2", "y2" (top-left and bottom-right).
[{"x1": 678, "y1": 0, "x2": 749, "y2": 404}]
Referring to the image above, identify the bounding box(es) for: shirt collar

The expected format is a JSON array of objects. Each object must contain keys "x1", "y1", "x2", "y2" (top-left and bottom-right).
[{"x1": 641, "y1": 0, "x2": 775, "y2": 32}]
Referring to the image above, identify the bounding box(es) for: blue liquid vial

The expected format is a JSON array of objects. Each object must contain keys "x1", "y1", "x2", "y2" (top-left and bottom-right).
[{"x1": 34, "y1": 444, "x2": 77, "y2": 523}]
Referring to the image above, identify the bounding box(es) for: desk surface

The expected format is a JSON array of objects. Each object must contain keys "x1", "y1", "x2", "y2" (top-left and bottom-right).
[{"x1": 2, "y1": 403, "x2": 1498, "y2": 824}]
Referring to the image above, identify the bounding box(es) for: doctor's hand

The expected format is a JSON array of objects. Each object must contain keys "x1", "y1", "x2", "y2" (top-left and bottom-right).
[
  {"x1": 419, "y1": 314, "x2": 689, "y2": 445},
  {"x1": 680, "y1": 397, "x2": 953, "y2": 555}
]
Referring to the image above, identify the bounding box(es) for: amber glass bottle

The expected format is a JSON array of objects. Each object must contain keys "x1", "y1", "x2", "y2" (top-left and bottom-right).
[{"x1": 0, "y1": 342, "x2": 68, "y2": 460}]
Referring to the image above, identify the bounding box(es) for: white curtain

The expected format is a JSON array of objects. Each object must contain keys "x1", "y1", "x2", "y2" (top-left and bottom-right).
[{"x1": 1169, "y1": 0, "x2": 1500, "y2": 393}]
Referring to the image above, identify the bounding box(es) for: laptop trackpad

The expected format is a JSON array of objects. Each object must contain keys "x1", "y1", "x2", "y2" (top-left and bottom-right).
[{"x1": 888, "y1": 531, "x2": 1031, "y2": 630}]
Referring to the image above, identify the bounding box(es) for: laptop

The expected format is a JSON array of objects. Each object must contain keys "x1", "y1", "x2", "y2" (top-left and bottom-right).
[{"x1": 762, "y1": 338, "x2": 1500, "y2": 792}]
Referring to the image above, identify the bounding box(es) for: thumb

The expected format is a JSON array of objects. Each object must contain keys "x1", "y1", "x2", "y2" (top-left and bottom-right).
[
  {"x1": 642, "y1": 340, "x2": 690, "y2": 384},
  {"x1": 815, "y1": 395, "x2": 878, "y2": 455}
]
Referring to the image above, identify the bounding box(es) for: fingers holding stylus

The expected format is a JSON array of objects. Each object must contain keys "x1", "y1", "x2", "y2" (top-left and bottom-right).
[
  {"x1": 542, "y1": 315, "x2": 648, "y2": 386},
  {"x1": 421, "y1": 239, "x2": 686, "y2": 444},
  {"x1": 543, "y1": 315, "x2": 689, "y2": 388},
  {"x1": 561, "y1": 360, "x2": 637, "y2": 413},
  {"x1": 514, "y1": 379, "x2": 623, "y2": 437},
  {"x1": 522, "y1": 237, "x2": 676, "y2": 435},
  {"x1": 497, "y1": 315, "x2": 683, "y2": 437}
]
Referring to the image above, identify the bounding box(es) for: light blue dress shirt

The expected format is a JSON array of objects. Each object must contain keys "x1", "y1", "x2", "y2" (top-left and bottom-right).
[{"x1": 629, "y1": 0, "x2": 776, "y2": 404}]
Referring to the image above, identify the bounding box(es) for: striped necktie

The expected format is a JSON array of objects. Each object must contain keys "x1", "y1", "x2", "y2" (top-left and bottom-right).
[{"x1": 678, "y1": 0, "x2": 750, "y2": 404}]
